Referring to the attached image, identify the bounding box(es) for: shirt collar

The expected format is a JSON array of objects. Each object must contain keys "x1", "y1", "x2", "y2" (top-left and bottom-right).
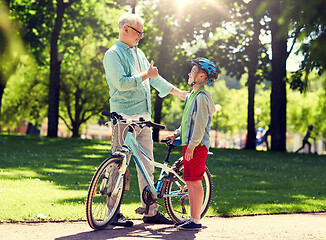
[{"x1": 115, "y1": 40, "x2": 137, "y2": 51}]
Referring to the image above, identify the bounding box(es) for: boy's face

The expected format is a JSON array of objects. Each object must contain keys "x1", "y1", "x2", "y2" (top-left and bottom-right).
[{"x1": 188, "y1": 65, "x2": 207, "y2": 86}]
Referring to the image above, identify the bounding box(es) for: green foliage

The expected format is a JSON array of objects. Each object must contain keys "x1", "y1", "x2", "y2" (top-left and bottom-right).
[
  {"x1": 59, "y1": 45, "x2": 110, "y2": 137},
  {"x1": 56, "y1": 0, "x2": 121, "y2": 136},
  {"x1": 162, "y1": 73, "x2": 326, "y2": 140},
  {"x1": 9, "y1": 0, "x2": 55, "y2": 66},
  {"x1": 161, "y1": 96, "x2": 184, "y2": 130},
  {"x1": 287, "y1": 71, "x2": 326, "y2": 138},
  {"x1": 0, "y1": 1, "x2": 26, "y2": 125},
  {"x1": 2, "y1": 0, "x2": 326, "y2": 143},
  {"x1": 290, "y1": 0, "x2": 326, "y2": 72},
  {"x1": 1, "y1": 55, "x2": 48, "y2": 129},
  {"x1": 0, "y1": 2, "x2": 24, "y2": 82},
  {"x1": 162, "y1": 78, "x2": 266, "y2": 135},
  {"x1": 287, "y1": 90, "x2": 318, "y2": 134},
  {"x1": 2, "y1": 0, "x2": 122, "y2": 135}
]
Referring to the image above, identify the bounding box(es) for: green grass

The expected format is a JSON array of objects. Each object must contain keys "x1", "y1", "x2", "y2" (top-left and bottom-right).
[{"x1": 0, "y1": 133, "x2": 326, "y2": 222}]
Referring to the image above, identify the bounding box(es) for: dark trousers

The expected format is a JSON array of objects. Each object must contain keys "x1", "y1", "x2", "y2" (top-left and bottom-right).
[{"x1": 295, "y1": 140, "x2": 311, "y2": 153}]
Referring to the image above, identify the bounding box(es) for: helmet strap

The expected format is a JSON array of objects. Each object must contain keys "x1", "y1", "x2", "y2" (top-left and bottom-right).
[
  {"x1": 193, "y1": 78, "x2": 208, "y2": 86},
  {"x1": 190, "y1": 68, "x2": 208, "y2": 86}
]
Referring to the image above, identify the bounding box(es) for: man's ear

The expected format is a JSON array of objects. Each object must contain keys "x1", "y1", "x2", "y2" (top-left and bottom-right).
[{"x1": 124, "y1": 25, "x2": 129, "y2": 33}]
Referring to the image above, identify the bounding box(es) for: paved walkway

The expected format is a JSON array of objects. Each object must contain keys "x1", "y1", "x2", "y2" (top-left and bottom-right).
[{"x1": 1, "y1": 213, "x2": 325, "y2": 240}]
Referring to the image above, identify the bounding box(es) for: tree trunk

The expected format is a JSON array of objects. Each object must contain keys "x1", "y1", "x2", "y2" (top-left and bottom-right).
[
  {"x1": 245, "y1": 14, "x2": 260, "y2": 150},
  {"x1": 71, "y1": 122, "x2": 80, "y2": 138},
  {"x1": 47, "y1": 0, "x2": 65, "y2": 138},
  {"x1": 153, "y1": 93, "x2": 163, "y2": 142},
  {"x1": 0, "y1": 81, "x2": 4, "y2": 130},
  {"x1": 72, "y1": 88, "x2": 82, "y2": 138},
  {"x1": 246, "y1": 77, "x2": 257, "y2": 149},
  {"x1": 270, "y1": 2, "x2": 288, "y2": 152},
  {"x1": 152, "y1": 25, "x2": 172, "y2": 142}
]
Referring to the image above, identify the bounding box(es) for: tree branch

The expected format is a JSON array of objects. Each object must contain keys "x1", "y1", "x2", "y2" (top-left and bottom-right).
[
  {"x1": 59, "y1": 114, "x2": 72, "y2": 131},
  {"x1": 286, "y1": 26, "x2": 302, "y2": 59}
]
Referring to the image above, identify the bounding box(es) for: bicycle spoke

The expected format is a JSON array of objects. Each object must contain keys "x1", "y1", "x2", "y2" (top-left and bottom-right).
[
  {"x1": 86, "y1": 157, "x2": 125, "y2": 230},
  {"x1": 164, "y1": 165, "x2": 213, "y2": 223}
]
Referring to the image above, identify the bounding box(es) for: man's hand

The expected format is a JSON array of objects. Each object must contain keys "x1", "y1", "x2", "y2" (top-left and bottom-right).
[
  {"x1": 170, "y1": 88, "x2": 188, "y2": 100},
  {"x1": 184, "y1": 147, "x2": 194, "y2": 161},
  {"x1": 143, "y1": 60, "x2": 158, "y2": 81}
]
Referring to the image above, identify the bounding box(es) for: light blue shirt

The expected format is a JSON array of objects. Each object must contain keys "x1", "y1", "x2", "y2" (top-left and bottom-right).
[{"x1": 103, "y1": 40, "x2": 174, "y2": 116}]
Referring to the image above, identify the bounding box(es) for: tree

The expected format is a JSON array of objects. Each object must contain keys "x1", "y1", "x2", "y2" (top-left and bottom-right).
[
  {"x1": 1, "y1": 58, "x2": 48, "y2": 131},
  {"x1": 5, "y1": 0, "x2": 120, "y2": 136},
  {"x1": 47, "y1": 0, "x2": 76, "y2": 137},
  {"x1": 244, "y1": 0, "x2": 270, "y2": 150},
  {"x1": 55, "y1": 0, "x2": 120, "y2": 137},
  {"x1": 268, "y1": 1, "x2": 288, "y2": 151},
  {"x1": 59, "y1": 45, "x2": 110, "y2": 137},
  {"x1": 140, "y1": 0, "x2": 226, "y2": 141},
  {"x1": 286, "y1": 0, "x2": 326, "y2": 92},
  {"x1": 261, "y1": 0, "x2": 326, "y2": 151},
  {"x1": 9, "y1": 0, "x2": 82, "y2": 137},
  {"x1": 200, "y1": 0, "x2": 270, "y2": 150}
]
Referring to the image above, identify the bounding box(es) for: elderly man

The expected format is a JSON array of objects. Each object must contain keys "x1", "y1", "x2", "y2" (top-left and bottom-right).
[{"x1": 103, "y1": 12, "x2": 187, "y2": 227}]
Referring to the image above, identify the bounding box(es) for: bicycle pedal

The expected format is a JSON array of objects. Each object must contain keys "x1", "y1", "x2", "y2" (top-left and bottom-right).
[{"x1": 135, "y1": 207, "x2": 147, "y2": 215}]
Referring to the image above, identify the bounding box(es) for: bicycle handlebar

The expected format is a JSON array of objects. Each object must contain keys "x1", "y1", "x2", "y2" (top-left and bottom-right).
[{"x1": 102, "y1": 111, "x2": 165, "y2": 130}]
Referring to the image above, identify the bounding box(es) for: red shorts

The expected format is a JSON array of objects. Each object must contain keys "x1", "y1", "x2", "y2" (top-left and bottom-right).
[{"x1": 182, "y1": 144, "x2": 208, "y2": 181}]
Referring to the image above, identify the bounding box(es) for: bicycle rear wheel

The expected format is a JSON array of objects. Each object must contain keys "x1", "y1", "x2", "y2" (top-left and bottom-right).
[
  {"x1": 163, "y1": 164, "x2": 213, "y2": 223},
  {"x1": 86, "y1": 157, "x2": 125, "y2": 230}
]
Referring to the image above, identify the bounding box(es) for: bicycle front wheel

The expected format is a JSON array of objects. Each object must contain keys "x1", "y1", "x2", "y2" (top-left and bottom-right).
[
  {"x1": 86, "y1": 157, "x2": 125, "y2": 230},
  {"x1": 164, "y1": 164, "x2": 213, "y2": 223}
]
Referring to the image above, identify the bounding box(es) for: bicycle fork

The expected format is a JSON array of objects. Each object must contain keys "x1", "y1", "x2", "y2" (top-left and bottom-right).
[{"x1": 101, "y1": 149, "x2": 131, "y2": 197}]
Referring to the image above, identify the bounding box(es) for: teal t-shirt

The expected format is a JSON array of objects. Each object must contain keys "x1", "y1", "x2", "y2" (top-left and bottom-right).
[{"x1": 181, "y1": 87, "x2": 204, "y2": 146}]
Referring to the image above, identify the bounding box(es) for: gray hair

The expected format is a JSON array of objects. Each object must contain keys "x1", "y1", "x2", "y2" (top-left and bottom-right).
[{"x1": 118, "y1": 13, "x2": 144, "y2": 29}]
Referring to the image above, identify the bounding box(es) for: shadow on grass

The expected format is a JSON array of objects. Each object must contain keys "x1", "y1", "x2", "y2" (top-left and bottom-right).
[
  {"x1": 0, "y1": 134, "x2": 110, "y2": 192},
  {"x1": 207, "y1": 148, "x2": 326, "y2": 216}
]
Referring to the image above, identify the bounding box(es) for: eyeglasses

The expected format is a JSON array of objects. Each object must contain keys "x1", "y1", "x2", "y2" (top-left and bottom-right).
[{"x1": 127, "y1": 25, "x2": 144, "y2": 37}]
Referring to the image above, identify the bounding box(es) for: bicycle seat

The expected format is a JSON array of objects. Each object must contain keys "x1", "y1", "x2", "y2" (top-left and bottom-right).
[{"x1": 172, "y1": 139, "x2": 181, "y2": 146}]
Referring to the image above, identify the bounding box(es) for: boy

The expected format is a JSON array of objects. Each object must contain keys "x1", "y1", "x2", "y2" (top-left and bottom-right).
[{"x1": 165, "y1": 57, "x2": 219, "y2": 230}]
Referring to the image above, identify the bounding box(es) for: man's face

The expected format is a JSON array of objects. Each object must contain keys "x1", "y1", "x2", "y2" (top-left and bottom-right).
[
  {"x1": 188, "y1": 65, "x2": 207, "y2": 85},
  {"x1": 125, "y1": 22, "x2": 144, "y2": 47}
]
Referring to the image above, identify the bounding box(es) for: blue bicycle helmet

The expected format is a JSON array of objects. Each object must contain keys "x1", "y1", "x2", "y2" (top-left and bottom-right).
[{"x1": 188, "y1": 57, "x2": 220, "y2": 86}]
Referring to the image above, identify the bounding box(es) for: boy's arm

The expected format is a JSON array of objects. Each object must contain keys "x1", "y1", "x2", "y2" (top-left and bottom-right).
[
  {"x1": 163, "y1": 126, "x2": 181, "y2": 145},
  {"x1": 174, "y1": 126, "x2": 181, "y2": 138}
]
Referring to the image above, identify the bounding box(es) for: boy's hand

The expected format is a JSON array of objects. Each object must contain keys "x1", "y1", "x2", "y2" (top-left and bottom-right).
[
  {"x1": 184, "y1": 148, "x2": 194, "y2": 161},
  {"x1": 163, "y1": 135, "x2": 176, "y2": 145}
]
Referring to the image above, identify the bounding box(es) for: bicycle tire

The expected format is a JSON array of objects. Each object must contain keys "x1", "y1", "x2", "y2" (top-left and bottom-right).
[
  {"x1": 163, "y1": 164, "x2": 213, "y2": 223},
  {"x1": 86, "y1": 157, "x2": 126, "y2": 230}
]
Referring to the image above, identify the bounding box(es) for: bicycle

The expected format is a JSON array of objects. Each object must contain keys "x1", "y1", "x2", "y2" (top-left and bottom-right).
[{"x1": 86, "y1": 112, "x2": 213, "y2": 230}]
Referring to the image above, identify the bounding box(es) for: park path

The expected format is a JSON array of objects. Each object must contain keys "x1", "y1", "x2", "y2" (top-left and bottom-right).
[{"x1": 0, "y1": 213, "x2": 325, "y2": 240}]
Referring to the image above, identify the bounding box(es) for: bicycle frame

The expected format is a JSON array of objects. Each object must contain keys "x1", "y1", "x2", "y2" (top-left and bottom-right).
[{"x1": 110, "y1": 123, "x2": 186, "y2": 199}]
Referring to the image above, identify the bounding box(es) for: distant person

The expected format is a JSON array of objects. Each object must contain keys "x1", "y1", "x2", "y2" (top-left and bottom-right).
[
  {"x1": 256, "y1": 127, "x2": 264, "y2": 146},
  {"x1": 261, "y1": 124, "x2": 271, "y2": 150},
  {"x1": 295, "y1": 125, "x2": 314, "y2": 154}
]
